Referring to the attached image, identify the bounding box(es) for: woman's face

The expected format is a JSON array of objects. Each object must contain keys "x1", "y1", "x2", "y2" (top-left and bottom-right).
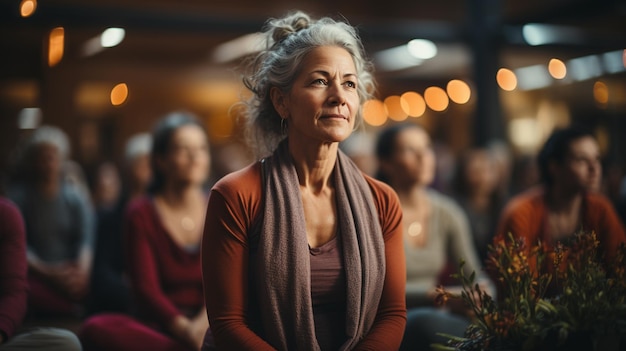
[
  {"x1": 273, "y1": 46, "x2": 360, "y2": 146},
  {"x1": 158, "y1": 124, "x2": 210, "y2": 187},
  {"x1": 384, "y1": 127, "x2": 436, "y2": 187},
  {"x1": 553, "y1": 136, "x2": 602, "y2": 192}
]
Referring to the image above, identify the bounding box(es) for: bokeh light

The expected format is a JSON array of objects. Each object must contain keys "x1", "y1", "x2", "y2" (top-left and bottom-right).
[
  {"x1": 593, "y1": 81, "x2": 609, "y2": 105},
  {"x1": 101, "y1": 28, "x2": 126, "y2": 48},
  {"x1": 548, "y1": 58, "x2": 567, "y2": 79},
  {"x1": 446, "y1": 79, "x2": 471, "y2": 104},
  {"x1": 400, "y1": 91, "x2": 426, "y2": 117},
  {"x1": 407, "y1": 39, "x2": 437, "y2": 60},
  {"x1": 20, "y1": 0, "x2": 36, "y2": 17},
  {"x1": 424, "y1": 86, "x2": 449, "y2": 112},
  {"x1": 384, "y1": 95, "x2": 408, "y2": 121},
  {"x1": 363, "y1": 99, "x2": 387, "y2": 126},
  {"x1": 496, "y1": 68, "x2": 517, "y2": 91},
  {"x1": 110, "y1": 83, "x2": 129, "y2": 106},
  {"x1": 48, "y1": 27, "x2": 64, "y2": 67}
]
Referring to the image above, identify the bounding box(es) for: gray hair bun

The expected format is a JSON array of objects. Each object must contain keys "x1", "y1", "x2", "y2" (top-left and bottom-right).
[{"x1": 267, "y1": 11, "x2": 311, "y2": 47}]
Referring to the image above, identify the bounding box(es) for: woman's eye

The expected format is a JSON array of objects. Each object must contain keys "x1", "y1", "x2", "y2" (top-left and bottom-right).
[
  {"x1": 345, "y1": 81, "x2": 356, "y2": 88},
  {"x1": 312, "y1": 79, "x2": 327, "y2": 85}
]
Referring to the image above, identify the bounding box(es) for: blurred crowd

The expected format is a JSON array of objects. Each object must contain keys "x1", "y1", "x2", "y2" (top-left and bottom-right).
[{"x1": 1, "y1": 114, "x2": 625, "y2": 350}]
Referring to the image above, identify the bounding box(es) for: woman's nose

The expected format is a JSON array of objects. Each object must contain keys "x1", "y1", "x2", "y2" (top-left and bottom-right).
[{"x1": 327, "y1": 85, "x2": 346, "y2": 106}]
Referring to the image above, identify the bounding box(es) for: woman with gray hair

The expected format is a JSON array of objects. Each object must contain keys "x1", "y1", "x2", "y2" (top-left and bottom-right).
[
  {"x1": 7, "y1": 125, "x2": 95, "y2": 318},
  {"x1": 202, "y1": 10, "x2": 406, "y2": 350}
]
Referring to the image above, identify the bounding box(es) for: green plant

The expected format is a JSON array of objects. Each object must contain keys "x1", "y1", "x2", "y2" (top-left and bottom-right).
[{"x1": 433, "y1": 231, "x2": 626, "y2": 351}]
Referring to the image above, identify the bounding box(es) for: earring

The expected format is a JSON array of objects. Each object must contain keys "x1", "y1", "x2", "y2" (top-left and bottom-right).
[{"x1": 280, "y1": 118, "x2": 288, "y2": 135}]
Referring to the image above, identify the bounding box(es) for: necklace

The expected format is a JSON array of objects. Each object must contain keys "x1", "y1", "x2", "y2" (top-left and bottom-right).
[
  {"x1": 181, "y1": 216, "x2": 196, "y2": 231},
  {"x1": 408, "y1": 221, "x2": 423, "y2": 237}
]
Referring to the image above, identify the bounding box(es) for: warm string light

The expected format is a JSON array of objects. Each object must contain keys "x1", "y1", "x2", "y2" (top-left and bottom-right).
[
  {"x1": 548, "y1": 58, "x2": 567, "y2": 79},
  {"x1": 20, "y1": 0, "x2": 37, "y2": 17},
  {"x1": 497, "y1": 68, "x2": 517, "y2": 91},
  {"x1": 363, "y1": 81, "x2": 472, "y2": 126},
  {"x1": 400, "y1": 92, "x2": 426, "y2": 118},
  {"x1": 110, "y1": 83, "x2": 129, "y2": 106},
  {"x1": 362, "y1": 99, "x2": 387, "y2": 126},
  {"x1": 48, "y1": 27, "x2": 65, "y2": 67},
  {"x1": 384, "y1": 96, "x2": 408, "y2": 122},
  {"x1": 446, "y1": 80, "x2": 471, "y2": 104},
  {"x1": 424, "y1": 86, "x2": 449, "y2": 112}
]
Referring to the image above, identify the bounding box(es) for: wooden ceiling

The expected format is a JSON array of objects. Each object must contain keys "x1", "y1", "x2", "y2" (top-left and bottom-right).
[
  {"x1": 0, "y1": 0, "x2": 624, "y2": 172},
  {"x1": 1, "y1": 0, "x2": 625, "y2": 84}
]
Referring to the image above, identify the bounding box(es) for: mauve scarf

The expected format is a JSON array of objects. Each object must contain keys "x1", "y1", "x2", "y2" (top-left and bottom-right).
[{"x1": 254, "y1": 140, "x2": 385, "y2": 351}]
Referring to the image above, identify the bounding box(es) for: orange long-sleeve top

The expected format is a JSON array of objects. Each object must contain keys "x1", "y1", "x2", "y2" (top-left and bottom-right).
[
  {"x1": 494, "y1": 186, "x2": 626, "y2": 278},
  {"x1": 202, "y1": 162, "x2": 407, "y2": 351}
]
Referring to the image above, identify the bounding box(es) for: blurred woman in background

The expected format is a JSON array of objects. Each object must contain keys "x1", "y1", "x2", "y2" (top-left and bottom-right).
[
  {"x1": 375, "y1": 123, "x2": 494, "y2": 351},
  {"x1": 80, "y1": 112, "x2": 210, "y2": 351}
]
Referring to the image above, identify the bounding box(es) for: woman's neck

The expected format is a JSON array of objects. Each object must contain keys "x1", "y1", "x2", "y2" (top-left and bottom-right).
[
  {"x1": 157, "y1": 183, "x2": 205, "y2": 209},
  {"x1": 395, "y1": 183, "x2": 428, "y2": 208},
  {"x1": 289, "y1": 140, "x2": 338, "y2": 194}
]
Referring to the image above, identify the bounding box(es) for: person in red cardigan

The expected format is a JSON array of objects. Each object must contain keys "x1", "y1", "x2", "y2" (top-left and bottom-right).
[
  {"x1": 0, "y1": 196, "x2": 82, "y2": 350},
  {"x1": 493, "y1": 126, "x2": 626, "y2": 294},
  {"x1": 79, "y1": 112, "x2": 211, "y2": 351}
]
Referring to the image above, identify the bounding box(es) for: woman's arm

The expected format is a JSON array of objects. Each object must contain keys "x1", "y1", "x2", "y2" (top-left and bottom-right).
[
  {"x1": 446, "y1": 200, "x2": 495, "y2": 298},
  {"x1": 202, "y1": 189, "x2": 275, "y2": 350},
  {"x1": 124, "y1": 204, "x2": 182, "y2": 328}
]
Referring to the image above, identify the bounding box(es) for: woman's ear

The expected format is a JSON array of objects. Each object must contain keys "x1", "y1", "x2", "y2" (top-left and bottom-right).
[{"x1": 270, "y1": 86, "x2": 288, "y2": 119}]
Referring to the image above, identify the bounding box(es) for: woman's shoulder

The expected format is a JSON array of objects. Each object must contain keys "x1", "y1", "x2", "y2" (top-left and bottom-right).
[
  {"x1": 362, "y1": 173, "x2": 399, "y2": 205},
  {"x1": 425, "y1": 189, "x2": 465, "y2": 216},
  {"x1": 210, "y1": 161, "x2": 263, "y2": 204},
  {"x1": 124, "y1": 195, "x2": 154, "y2": 219},
  {"x1": 585, "y1": 191, "x2": 614, "y2": 208},
  {"x1": 427, "y1": 189, "x2": 459, "y2": 209},
  {"x1": 0, "y1": 196, "x2": 23, "y2": 224},
  {"x1": 501, "y1": 186, "x2": 545, "y2": 216}
]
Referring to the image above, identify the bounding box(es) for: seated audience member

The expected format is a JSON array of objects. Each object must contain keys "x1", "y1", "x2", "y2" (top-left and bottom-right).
[
  {"x1": 87, "y1": 133, "x2": 152, "y2": 315},
  {"x1": 7, "y1": 125, "x2": 95, "y2": 318},
  {"x1": 91, "y1": 162, "x2": 122, "y2": 213},
  {"x1": 202, "y1": 11, "x2": 407, "y2": 350},
  {"x1": 452, "y1": 147, "x2": 506, "y2": 262},
  {"x1": 375, "y1": 123, "x2": 494, "y2": 351},
  {"x1": 0, "y1": 196, "x2": 82, "y2": 351},
  {"x1": 80, "y1": 112, "x2": 210, "y2": 351},
  {"x1": 121, "y1": 133, "x2": 153, "y2": 202},
  {"x1": 494, "y1": 126, "x2": 626, "y2": 293}
]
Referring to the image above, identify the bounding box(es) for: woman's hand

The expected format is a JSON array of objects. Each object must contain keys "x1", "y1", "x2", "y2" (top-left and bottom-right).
[{"x1": 170, "y1": 311, "x2": 209, "y2": 350}]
